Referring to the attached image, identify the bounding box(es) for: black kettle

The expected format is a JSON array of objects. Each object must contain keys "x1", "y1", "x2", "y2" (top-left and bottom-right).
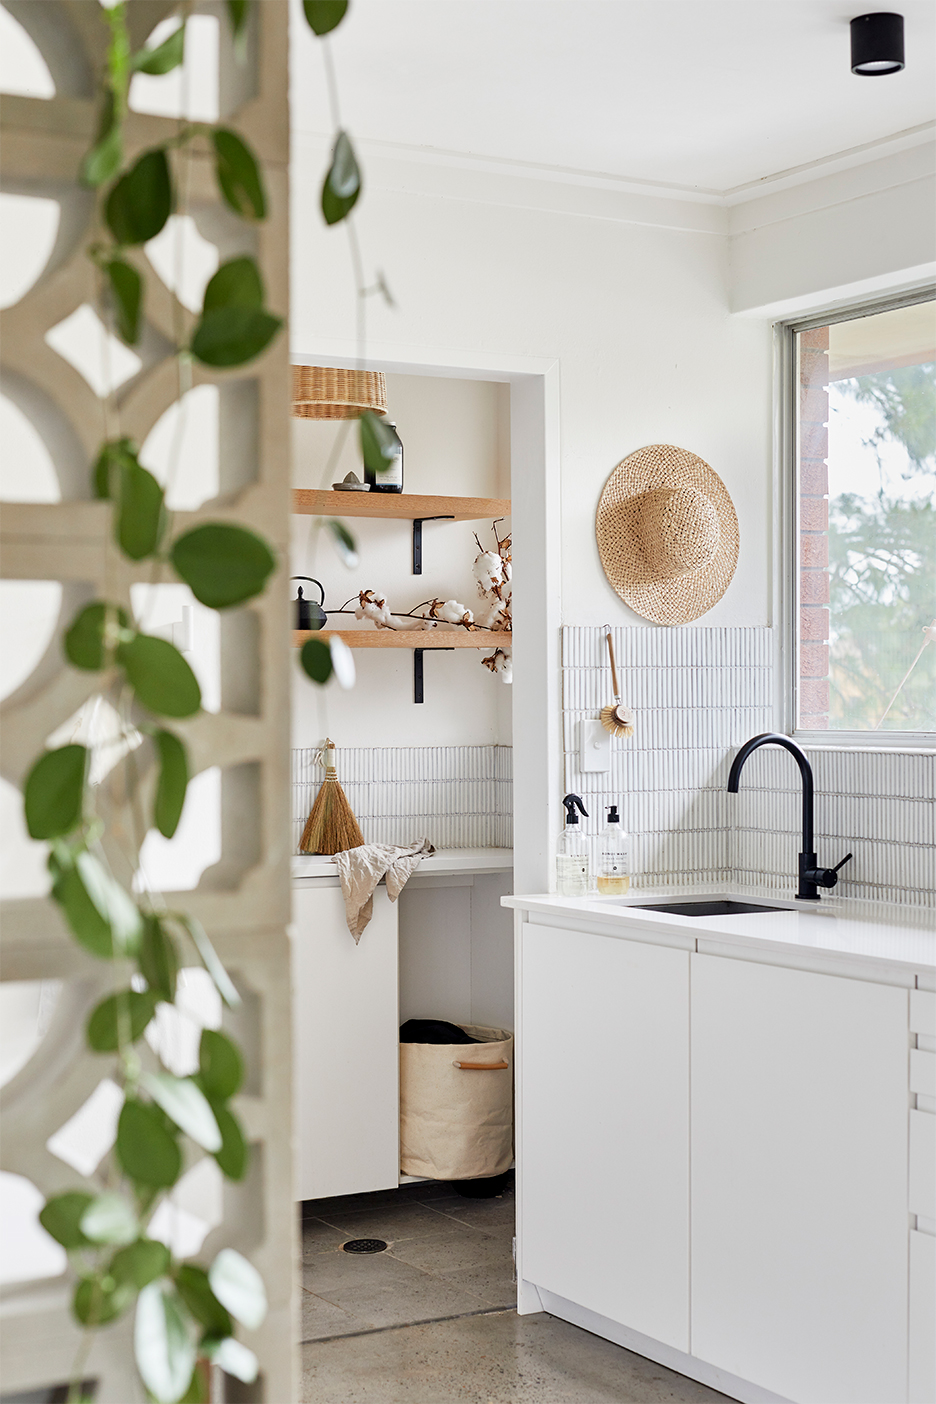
[{"x1": 291, "y1": 577, "x2": 327, "y2": 631}]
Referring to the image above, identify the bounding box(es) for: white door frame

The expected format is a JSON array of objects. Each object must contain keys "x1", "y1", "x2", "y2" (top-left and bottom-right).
[{"x1": 291, "y1": 346, "x2": 561, "y2": 893}]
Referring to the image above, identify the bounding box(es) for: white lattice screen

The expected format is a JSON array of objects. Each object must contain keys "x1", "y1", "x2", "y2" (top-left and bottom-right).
[{"x1": 0, "y1": 3, "x2": 295, "y2": 1399}]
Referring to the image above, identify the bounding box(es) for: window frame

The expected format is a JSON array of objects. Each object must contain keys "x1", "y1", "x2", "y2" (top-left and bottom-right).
[{"x1": 779, "y1": 285, "x2": 936, "y2": 750}]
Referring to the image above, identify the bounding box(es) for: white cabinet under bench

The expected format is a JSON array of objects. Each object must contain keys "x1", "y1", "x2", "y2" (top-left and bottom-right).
[
  {"x1": 293, "y1": 849, "x2": 513, "y2": 1201},
  {"x1": 506, "y1": 891, "x2": 936, "y2": 1404}
]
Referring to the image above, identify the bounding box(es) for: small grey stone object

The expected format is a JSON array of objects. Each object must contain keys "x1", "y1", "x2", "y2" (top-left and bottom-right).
[{"x1": 333, "y1": 472, "x2": 370, "y2": 491}]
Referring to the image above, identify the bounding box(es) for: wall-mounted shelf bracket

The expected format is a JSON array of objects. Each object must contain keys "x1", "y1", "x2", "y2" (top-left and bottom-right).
[
  {"x1": 412, "y1": 516, "x2": 454, "y2": 574},
  {"x1": 414, "y1": 647, "x2": 454, "y2": 703}
]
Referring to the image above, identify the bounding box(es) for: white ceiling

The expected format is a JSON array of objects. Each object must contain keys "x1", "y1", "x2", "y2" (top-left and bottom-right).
[{"x1": 290, "y1": 0, "x2": 936, "y2": 195}]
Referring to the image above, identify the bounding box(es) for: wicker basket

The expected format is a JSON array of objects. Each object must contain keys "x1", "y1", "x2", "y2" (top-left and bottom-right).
[{"x1": 291, "y1": 365, "x2": 387, "y2": 420}]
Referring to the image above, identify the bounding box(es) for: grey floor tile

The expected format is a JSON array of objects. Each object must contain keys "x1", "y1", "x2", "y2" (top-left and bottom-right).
[
  {"x1": 316, "y1": 1200, "x2": 456, "y2": 1242},
  {"x1": 388, "y1": 1225, "x2": 509, "y2": 1276},
  {"x1": 300, "y1": 1309, "x2": 734, "y2": 1404},
  {"x1": 300, "y1": 1288, "x2": 359, "y2": 1342},
  {"x1": 303, "y1": 1247, "x2": 488, "y2": 1330},
  {"x1": 429, "y1": 1195, "x2": 516, "y2": 1233},
  {"x1": 436, "y1": 1261, "x2": 517, "y2": 1309},
  {"x1": 301, "y1": 1218, "x2": 349, "y2": 1259}
]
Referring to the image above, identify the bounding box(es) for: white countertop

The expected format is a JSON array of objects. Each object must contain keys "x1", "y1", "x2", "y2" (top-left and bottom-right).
[
  {"x1": 503, "y1": 886, "x2": 936, "y2": 982},
  {"x1": 292, "y1": 847, "x2": 513, "y2": 880}
]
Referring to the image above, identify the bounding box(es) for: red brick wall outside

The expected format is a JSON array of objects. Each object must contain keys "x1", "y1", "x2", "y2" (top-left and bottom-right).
[{"x1": 798, "y1": 327, "x2": 831, "y2": 728}]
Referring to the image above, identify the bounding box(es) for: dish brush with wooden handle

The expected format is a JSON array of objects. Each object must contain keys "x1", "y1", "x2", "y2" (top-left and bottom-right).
[{"x1": 600, "y1": 629, "x2": 635, "y2": 738}]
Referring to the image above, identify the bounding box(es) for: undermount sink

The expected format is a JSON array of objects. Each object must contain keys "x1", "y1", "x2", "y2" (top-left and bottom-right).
[{"x1": 627, "y1": 899, "x2": 790, "y2": 917}]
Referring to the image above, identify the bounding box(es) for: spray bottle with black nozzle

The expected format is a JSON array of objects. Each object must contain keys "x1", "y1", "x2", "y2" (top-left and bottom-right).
[{"x1": 557, "y1": 794, "x2": 590, "y2": 896}]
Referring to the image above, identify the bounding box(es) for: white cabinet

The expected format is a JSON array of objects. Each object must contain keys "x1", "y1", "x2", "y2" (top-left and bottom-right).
[
  {"x1": 690, "y1": 954, "x2": 909, "y2": 1404},
  {"x1": 292, "y1": 882, "x2": 400, "y2": 1200},
  {"x1": 518, "y1": 922, "x2": 690, "y2": 1350}
]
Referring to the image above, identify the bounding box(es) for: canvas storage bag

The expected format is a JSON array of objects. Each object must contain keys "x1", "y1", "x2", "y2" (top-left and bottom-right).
[{"x1": 400, "y1": 1024, "x2": 513, "y2": 1180}]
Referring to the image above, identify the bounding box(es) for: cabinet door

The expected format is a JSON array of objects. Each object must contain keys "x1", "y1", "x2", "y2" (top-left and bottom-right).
[
  {"x1": 691, "y1": 953, "x2": 908, "y2": 1404},
  {"x1": 292, "y1": 883, "x2": 399, "y2": 1200},
  {"x1": 519, "y1": 921, "x2": 690, "y2": 1350}
]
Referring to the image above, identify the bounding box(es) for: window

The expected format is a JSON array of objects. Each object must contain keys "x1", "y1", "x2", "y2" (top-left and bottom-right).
[{"x1": 791, "y1": 294, "x2": 936, "y2": 738}]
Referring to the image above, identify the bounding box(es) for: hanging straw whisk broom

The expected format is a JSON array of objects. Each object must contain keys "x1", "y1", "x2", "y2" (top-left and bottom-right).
[{"x1": 299, "y1": 739, "x2": 365, "y2": 854}]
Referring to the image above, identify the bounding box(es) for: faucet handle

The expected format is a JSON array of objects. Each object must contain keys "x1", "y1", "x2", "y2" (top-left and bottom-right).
[{"x1": 810, "y1": 852, "x2": 853, "y2": 889}]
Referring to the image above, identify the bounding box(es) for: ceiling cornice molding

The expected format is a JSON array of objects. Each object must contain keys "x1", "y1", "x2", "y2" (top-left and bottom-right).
[{"x1": 292, "y1": 124, "x2": 935, "y2": 235}]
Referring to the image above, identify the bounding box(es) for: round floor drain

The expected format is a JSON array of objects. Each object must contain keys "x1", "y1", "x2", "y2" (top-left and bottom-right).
[{"x1": 342, "y1": 1238, "x2": 388, "y2": 1254}]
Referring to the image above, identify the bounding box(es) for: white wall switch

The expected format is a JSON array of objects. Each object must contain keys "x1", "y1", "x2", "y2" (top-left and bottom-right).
[{"x1": 579, "y1": 718, "x2": 611, "y2": 771}]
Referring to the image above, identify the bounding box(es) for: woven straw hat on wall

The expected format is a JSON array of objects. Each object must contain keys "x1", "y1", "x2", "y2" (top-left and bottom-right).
[{"x1": 596, "y1": 444, "x2": 739, "y2": 625}]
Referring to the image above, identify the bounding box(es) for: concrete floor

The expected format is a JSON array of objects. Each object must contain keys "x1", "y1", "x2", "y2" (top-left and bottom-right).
[{"x1": 299, "y1": 1179, "x2": 732, "y2": 1403}]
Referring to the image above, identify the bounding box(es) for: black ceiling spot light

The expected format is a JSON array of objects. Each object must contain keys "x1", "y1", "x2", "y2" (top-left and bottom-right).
[{"x1": 850, "y1": 12, "x2": 905, "y2": 75}]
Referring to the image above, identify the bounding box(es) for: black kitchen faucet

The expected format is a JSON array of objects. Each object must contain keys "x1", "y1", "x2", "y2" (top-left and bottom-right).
[{"x1": 727, "y1": 733, "x2": 852, "y2": 901}]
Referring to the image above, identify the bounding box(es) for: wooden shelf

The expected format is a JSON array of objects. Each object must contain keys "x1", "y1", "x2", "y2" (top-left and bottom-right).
[
  {"x1": 292, "y1": 490, "x2": 510, "y2": 521},
  {"x1": 293, "y1": 629, "x2": 511, "y2": 650}
]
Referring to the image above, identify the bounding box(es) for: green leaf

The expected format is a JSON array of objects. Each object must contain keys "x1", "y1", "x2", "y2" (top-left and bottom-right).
[
  {"x1": 208, "y1": 1249, "x2": 266, "y2": 1330},
  {"x1": 115, "y1": 461, "x2": 166, "y2": 561},
  {"x1": 39, "y1": 1192, "x2": 94, "y2": 1250},
  {"x1": 106, "y1": 149, "x2": 173, "y2": 247},
  {"x1": 93, "y1": 437, "x2": 138, "y2": 499},
  {"x1": 179, "y1": 1364, "x2": 207, "y2": 1404},
  {"x1": 321, "y1": 130, "x2": 361, "y2": 225},
  {"x1": 300, "y1": 636, "x2": 333, "y2": 684},
  {"x1": 212, "y1": 130, "x2": 266, "y2": 221},
  {"x1": 107, "y1": 257, "x2": 143, "y2": 344},
  {"x1": 303, "y1": 0, "x2": 349, "y2": 36},
  {"x1": 110, "y1": 1238, "x2": 171, "y2": 1290},
  {"x1": 24, "y1": 744, "x2": 86, "y2": 839},
  {"x1": 74, "y1": 1274, "x2": 132, "y2": 1327},
  {"x1": 327, "y1": 518, "x2": 358, "y2": 567},
  {"x1": 175, "y1": 1264, "x2": 233, "y2": 1337},
  {"x1": 171, "y1": 523, "x2": 276, "y2": 610},
  {"x1": 134, "y1": 23, "x2": 185, "y2": 75},
  {"x1": 65, "y1": 601, "x2": 131, "y2": 671},
  {"x1": 226, "y1": 0, "x2": 249, "y2": 39},
  {"x1": 210, "y1": 1100, "x2": 248, "y2": 1181},
  {"x1": 205, "y1": 1336, "x2": 258, "y2": 1384},
  {"x1": 81, "y1": 90, "x2": 122, "y2": 188},
  {"x1": 153, "y1": 730, "x2": 189, "y2": 839},
  {"x1": 52, "y1": 850, "x2": 142, "y2": 959},
  {"x1": 140, "y1": 1072, "x2": 222, "y2": 1152},
  {"x1": 170, "y1": 914, "x2": 241, "y2": 1009},
  {"x1": 80, "y1": 1191, "x2": 138, "y2": 1246},
  {"x1": 359, "y1": 411, "x2": 399, "y2": 477},
  {"x1": 87, "y1": 989, "x2": 157, "y2": 1051},
  {"x1": 118, "y1": 634, "x2": 201, "y2": 718},
  {"x1": 139, "y1": 915, "x2": 179, "y2": 1003},
  {"x1": 190, "y1": 307, "x2": 281, "y2": 368},
  {"x1": 117, "y1": 1098, "x2": 182, "y2": 1188},
  {"x1": 198, "y1": 1029, "x2": 243, "y2": 1101},
  {"x1": 202, "y1": 257, "x2": 263, "y2": 314},
  {"x1": 135, "y1": 1282, "x2": 197, "y2": 1404}
]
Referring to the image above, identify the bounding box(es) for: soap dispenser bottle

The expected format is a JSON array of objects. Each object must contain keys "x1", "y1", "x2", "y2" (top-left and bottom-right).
[
  {"x1": 557, "y1": 794, "x2": 589, "y2": 896},
  {"x1": 597, "y1": 804, "x2": 631, "y2": 895}
]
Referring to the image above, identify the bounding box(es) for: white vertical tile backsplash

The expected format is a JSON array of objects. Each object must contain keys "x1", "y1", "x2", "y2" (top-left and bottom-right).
[
  {"x1": 561, "y1": 626, "x2": 934, "y2": 906},
  {"x1": 292, "y1": 744, "x2": 513, "y2": 852}
]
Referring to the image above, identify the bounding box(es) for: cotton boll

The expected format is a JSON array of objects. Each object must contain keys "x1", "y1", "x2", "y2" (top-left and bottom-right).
[
  {"x1": 473, "y1": 552, "x2": 504, "y2": 594},
  {"x1": 437, "y1": 599, "x2": 472, "y2": 626}
]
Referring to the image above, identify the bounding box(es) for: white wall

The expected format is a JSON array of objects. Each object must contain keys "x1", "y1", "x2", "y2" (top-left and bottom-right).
[
  {"x1": 290, "y1": 371, "x2": 513, "y2": 749},
  {"x1": 291, "y1": 136, "x2": 776, "y2": 633}
]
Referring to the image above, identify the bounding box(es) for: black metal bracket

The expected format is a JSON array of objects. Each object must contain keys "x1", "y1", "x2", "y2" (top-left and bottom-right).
[
  {"x1": 413, "y1": 647, "x2": 454, "y2": 703},
  {"x1": 412, "y1": 516, "x2": 454, "y2": 574}
]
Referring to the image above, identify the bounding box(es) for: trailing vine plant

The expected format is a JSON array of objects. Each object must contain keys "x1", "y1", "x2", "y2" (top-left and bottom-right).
[{"x1": 20, "y1": 2, "x2": 369, "y2": 1400}]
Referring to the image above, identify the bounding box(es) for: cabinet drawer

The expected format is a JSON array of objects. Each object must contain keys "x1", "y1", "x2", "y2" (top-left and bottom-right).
[
  {"x1": 911, "y1": 1049, "x2": 936, "y2": 1099},
  {"x1": 910, "y1": 1110, "x2": 936, "y2": 1220},
  {"x1": 911, "y1": 990, "x2": 936, "y2": 1038},
  {"x1": 909, "y1": 1230, "x2": 936, "y2": 1404}
]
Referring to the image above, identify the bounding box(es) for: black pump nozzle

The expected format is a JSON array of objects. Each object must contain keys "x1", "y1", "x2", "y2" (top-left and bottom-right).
[
  {"x1": 562, "y1": 794, "x2": 588, "y2": 825},
  {"x1": 607, "y1": 805, "x2": 620, "y2": 823}
]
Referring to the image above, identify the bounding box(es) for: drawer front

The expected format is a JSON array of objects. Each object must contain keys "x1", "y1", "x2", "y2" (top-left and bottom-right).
[
  {"x1": 909, "y1": 1230, "x2": 936, "y2": 1404},
  {"x1": 911, "y1": 990, "x2": 936, "y2": 1038},
  {"x1": 911, "y1": 1049, "x2": 936, "y2": 1099},
  {"x1": 910, "y1": 1110, "x2": 936, "y2": 1220}
]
